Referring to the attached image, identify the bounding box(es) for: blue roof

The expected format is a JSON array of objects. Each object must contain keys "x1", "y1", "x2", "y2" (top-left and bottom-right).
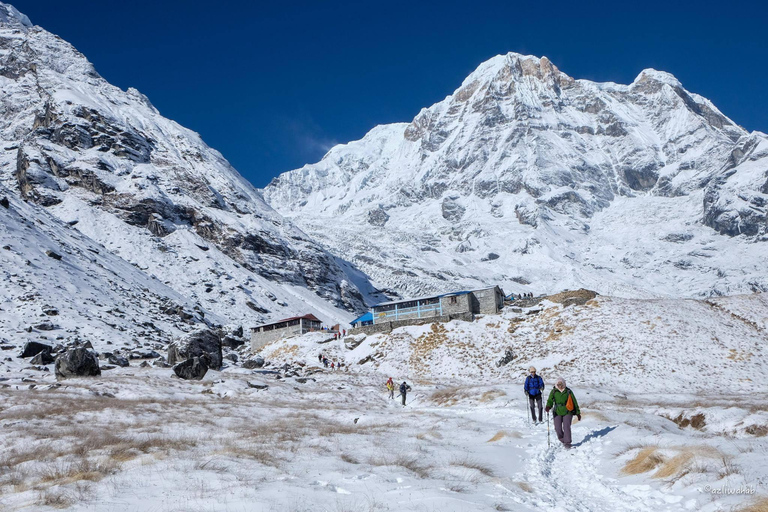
[{"x1": 351, "y1": 312, "x2": 373, "y2": 325}]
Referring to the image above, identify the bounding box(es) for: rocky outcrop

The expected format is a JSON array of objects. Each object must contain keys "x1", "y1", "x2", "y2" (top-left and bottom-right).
[
  {"x1": 55, "y1": 348, "x2": 101, "y2": 379},
  {"x1": 19, "y1": 341, "x2": 52, "y2": 358},
  {"x1": 173, "y1": 357, "x2": 208, "y2": 380},
  {"x1": 167, "y1": 328, "x2": 223, "y2": 370}
]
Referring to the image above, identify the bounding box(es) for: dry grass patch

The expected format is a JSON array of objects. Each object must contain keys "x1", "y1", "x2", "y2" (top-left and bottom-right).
[
  {"x1": 36, "y1": 488, "x2": 77, "y2": 509},
  {"x1": 515, "y1": 481, "x2": 533, "y2": 493},
  {"x1": 745, "y1": 424, "x2": 768, "y2": 437},
  {"x1": 487, "y1": 430, "x2": 520, "y2": 442},
  {"x1": 38, "y1": 458, "x2": 120, "y2": 486},
  {"x1": 450, "y1": 456, "x2": 495, "y2": 478},
  {"x1": 652, "y1": 452, "x2": 693, "y2": 479},
  {"x1": 622, "y1": 447, "x2": 666, "y2": 475},
  {"x1": 736, "y1": 497, "x2": 768, "y2": 512},
  {"x1": 430, "y1": 387, "x2": 470, "y2": 406},
  {"x1": 479, "y1": 390, "x2": 506, "y2": 403}
]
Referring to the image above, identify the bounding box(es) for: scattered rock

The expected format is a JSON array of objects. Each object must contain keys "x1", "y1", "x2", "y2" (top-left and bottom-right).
[
  {"x1": 55, "y1": 347, "x2": 101, "y2": 379},
  {"x1": 246, "y1": 381, "x2": 268, "y2": 390},
  {"x1": 45, "y1": 250, "x2": 62, "y2": 260},
  {"x1": 20, "y1": 341, "x2": 52, "y2": 358},
  {"x1": 42, "y1": 305, "x2": 59, "y2": 316},
  {"x1": 0, "y1": 197, "x2": 9, "y2": 209},
  {"x1": 33, "y1": 322, "x2": 58, "y2": 331},
  {"x1": 242, "y1": 356, "x2": 265, "y2": 369},
  {"x1": 129, "y1": 350, "x2": 161, "y2": 360},
  {"x1": 495, "y1": 348, "x2": 516, "y2": 368},
  {"x1": 167, "y1": 328, "x2": 222, "y2": 370},
  {"x1": 224, "y1": 353, "x2": 238, "y2": 363},
  {"x1": 108, "y1": 354, "x2": 130, "y2": 367},
  {"x1": 173, "y1": 357, "x2": 208, "y2": 380},
  {"x1": 30, "y1": 350, "x2": 55, "y2": 365},
  {"x1": 222, "y1": 335, "x2": 244, "y2": 349}
]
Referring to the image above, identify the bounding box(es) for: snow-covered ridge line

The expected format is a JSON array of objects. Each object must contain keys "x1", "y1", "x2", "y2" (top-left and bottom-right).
[
  {"x1": 0, "y1": 3, "x2": 384, "y2": 334},
  {"x1": 263, "y1": 52, "x2": 768, "y2": 300}
]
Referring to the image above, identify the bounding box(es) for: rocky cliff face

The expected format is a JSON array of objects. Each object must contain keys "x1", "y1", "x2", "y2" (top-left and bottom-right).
[
  {"x1": 264, "y1": 53, "x2": 768, "y2": 299},
  {"x1": 0, "y1": 3, "x2": 381, "y2": 327}
]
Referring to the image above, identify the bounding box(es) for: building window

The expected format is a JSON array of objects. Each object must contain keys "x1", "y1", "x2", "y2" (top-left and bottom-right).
[{"x1": 450, "y1": 296, "x2": 457, "y2": 304}]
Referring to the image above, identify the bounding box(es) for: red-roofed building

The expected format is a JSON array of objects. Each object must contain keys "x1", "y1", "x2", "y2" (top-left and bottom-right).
[{"x1": 250, "y1": 314, "x2": 323, "y2": 351}]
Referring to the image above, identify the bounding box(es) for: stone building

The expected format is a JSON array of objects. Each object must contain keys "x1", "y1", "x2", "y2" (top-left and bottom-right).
[
  {"x1": 250, "y1": 314, "x2": 322, "y2": 351},
  {"x1": 350, "y1": 286, "x2": 504, "y2": 335}
]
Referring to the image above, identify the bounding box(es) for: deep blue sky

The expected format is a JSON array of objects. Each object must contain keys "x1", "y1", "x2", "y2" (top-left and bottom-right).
[{"x1": 12, "y1": 0, "x2": 768, "y2": 187}]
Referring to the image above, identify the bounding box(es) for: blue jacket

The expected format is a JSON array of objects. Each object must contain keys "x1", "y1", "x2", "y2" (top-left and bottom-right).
[
  {"x1": 524, "y1": 375, "x2": 544, "y2": 396},
  {"x1": 400, "y1": 383, "x2": 411, "y2": 394}
]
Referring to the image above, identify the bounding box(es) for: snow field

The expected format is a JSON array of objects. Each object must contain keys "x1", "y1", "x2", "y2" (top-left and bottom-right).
[{"x1": 0, "y1": 368, "x2": 765, "y2": 511}]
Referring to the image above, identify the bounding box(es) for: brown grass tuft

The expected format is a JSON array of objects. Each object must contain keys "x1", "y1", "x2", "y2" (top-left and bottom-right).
[{"x1": 622, "y1": 447, "x2": 665, "y2": 475}]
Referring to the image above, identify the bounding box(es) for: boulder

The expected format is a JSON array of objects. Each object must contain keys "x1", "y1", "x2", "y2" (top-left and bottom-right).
[
  {"x1": 30, "y1": 350, "x2": 55, "y2": 365},
  {"x1": 495, "y1": 349, "x2": 516, "y2": 368},
  {"x1": 20, "y1": 341, "x2": 52, "y2": 358},
  {"x1": 108, "y1": 354, "x2": 130, "y2": 367},
  {"x1": 222, "y1": 335, "x2": 244, "y2": 349},
  {"x1": 242, "y1": 356, "x2": 265, "y2": 369},
  {"x1": 167, "y1": 329, "x2": 222, "y2": 370},
  {"x1": 223, "y1": 352, "x2": 238, "y2": 363},
  {"x1": 55, "y1": 348, "x2": 101, "y2": 379},
  {"x1": 173, "y1": 357, "x2": 208, "y2": 380}
]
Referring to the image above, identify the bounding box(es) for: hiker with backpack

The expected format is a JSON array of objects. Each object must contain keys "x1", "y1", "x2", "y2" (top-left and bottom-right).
[
  {"x1": 524, "y1": 366, "x2": 545, "y2": 424},
  {"x1": 399, "y1": 381, "x2": 412, "y2": 406},
  {"x1": 386, "y1": 377, "x2": 395, "y2": 399},
  {"x1": 545, "y1": 377, "x2": 581, "y2": 449}
]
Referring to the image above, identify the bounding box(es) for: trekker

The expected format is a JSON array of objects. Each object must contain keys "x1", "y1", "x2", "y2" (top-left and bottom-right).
[
  {"x1": 386, "y1": 377, "x2": 395, "y2": 399},
  {"x1": 545, "y1": 377, "x2": 581, "y2": 449},
  {"x1": 524, "y1": 366, "x2": 545, "y2": 423},
  {"x1": 399, "y1": 381, "x2": 412, "y2": 406}
]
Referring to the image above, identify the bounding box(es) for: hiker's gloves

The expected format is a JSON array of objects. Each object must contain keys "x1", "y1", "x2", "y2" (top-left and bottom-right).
[
  {"x1": 545, "y1": 406, "x2": 551, "y2": 413},
  {"x1": 577, "y1": 414, "x2": 582, "y2": 421}
]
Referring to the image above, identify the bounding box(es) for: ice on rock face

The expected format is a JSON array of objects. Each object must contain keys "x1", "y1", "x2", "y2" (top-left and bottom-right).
[{"x1": 263, "y1": 52, "x2": 768, "y2": 300}]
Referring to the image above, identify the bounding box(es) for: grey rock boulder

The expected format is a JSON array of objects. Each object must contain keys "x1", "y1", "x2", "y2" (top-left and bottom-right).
[
  {"x1": 108, "y1": 354, "x2": 130, "y2": 367},
  {"x1": 20, "y1": 341, "x2": 52, "y2": 358},
  {"x1": 242, "y1": 356, "x2": 265, "y2": 369},
  {"x1": 30, "y1": 350, "x2": 55, "y2": 365},
  {"x1": 173, "y1": 357, "x2": 208, "y2": 380},
  {"x1": 167, "y1": 328, "x2": 222, "y2": 370},
  {"x1": 55, "y1": 348, "x2": 101, "y2": 379}
]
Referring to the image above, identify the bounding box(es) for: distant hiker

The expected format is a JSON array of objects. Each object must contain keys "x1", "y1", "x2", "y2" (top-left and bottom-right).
[
  {"x1": 545, "y1": 377, "x2": 581, "y2": 449},
  {"x1": 331, "y1": 361, "x2": 335, "y2": 370},
  {"x1": 386, "y1": 377, "x2": 395, "y2": 399},
  {"x1": 524, "y1": 366, "x2": 545, "y2": 424},
  {"x1": 318, "y1": 353, "x2": 323, "y2": 363},
  {"x1": 323, "y1": 357, "x2": 329, "y2": 368},
  {"x1": 399, "y1": 381, "x2": 412, "y2": 406},
  {"x1": 343, "y1": 329, "x2": 346, "y2": 337}
]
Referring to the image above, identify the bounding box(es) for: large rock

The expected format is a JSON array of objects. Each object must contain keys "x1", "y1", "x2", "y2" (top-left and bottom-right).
[
  {"x1": 30, "y1": 350, "x2": 55, "y2": 365},
  {"x1": 167, "y1": 329, "x2": 223, "y2": 370},
  {"x1": 55, "y1": 348, "x2": 101, "y2": 379},
  {"x1": 20, "y1": 341, "x2": 52, "y2": 358},
  {"x1": 242, "y1": 356, "x2": 265, "y2": 369},
  {"x1": 173, "y1": 357, "x2": 208, "y2": 380}
]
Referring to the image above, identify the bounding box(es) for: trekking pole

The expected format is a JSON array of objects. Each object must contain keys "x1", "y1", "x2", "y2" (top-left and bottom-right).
[
  {"x1": 525, "y1": 396, "x2": 530, "y2": 426},
  {"x1": 546, "y1": 411, "x2": 551, "y2": 448}
]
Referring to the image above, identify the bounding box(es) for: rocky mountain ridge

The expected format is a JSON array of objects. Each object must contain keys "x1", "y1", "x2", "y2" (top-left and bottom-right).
[
  {"x1": 0, "y1": 3, "x2": 382, "y2": 332},
  {"x1": 263, "y1": 53, "x2": 768, "y2": 299}
]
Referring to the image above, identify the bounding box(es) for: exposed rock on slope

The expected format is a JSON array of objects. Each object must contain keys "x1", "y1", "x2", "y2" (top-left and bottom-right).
[
  {"x1": 264, "y1": 53, "x2": 768, "y2": 299},
  {"x1": 0, "y1": 3, "x2": 380, "y2": 330}
]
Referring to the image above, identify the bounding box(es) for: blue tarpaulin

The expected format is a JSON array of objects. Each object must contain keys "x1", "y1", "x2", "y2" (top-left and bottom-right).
[{"x1": 351, "y1": 311, "x2": 373, "y2": 326}]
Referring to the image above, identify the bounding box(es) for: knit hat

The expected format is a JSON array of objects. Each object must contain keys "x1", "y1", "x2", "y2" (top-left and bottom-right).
[
  {"x1": 556, "y1": 377, "x2": 566, "y2": 388},
  {"x1": 529, "y1": 366, "x2": 536, "y2": 373}
]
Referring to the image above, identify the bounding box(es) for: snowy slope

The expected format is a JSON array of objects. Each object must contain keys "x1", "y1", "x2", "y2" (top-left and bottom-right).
[
  {"x1": 0, "y1": 3, "x2": 382, "y2": 331},
  {"x1": 264, "y1": 53, "x2": 768, "y2": 300},
  {"x1": 259, "y1": 291, "x2": 768, "y2": 394},
  {"x1": 0, "y1": 186, "x2": 215, "y2": 361}
]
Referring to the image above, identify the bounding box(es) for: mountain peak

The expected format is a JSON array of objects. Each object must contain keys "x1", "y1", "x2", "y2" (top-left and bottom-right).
[
  {"x1": 633, "y1": 68, "x2": 682, "y2": 88},
  {"x1": 0, "y1": 2, "x2": 32, "y2": 28},
  {"x1": 462, "y1": 52, "x2": 567, "y2": 87}
]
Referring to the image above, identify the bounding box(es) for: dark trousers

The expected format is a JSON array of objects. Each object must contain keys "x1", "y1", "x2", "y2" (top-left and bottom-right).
[
  {"x1": 401, "y1": 393, "x2": 407, "y2": 406},
  {"x1": 553, "y1": 414, "x2": 573, "y2": 447},
  {"x1": 528, "y1": 394, "x2": 543, "y2": 422}
]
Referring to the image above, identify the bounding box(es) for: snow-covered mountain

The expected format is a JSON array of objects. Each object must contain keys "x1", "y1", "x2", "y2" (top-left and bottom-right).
[
  {"x1": 263, "y1": 53, "x2": 768, "y2": 299},
  {"x1": 0, "y1": 3, "x2": 382, "y2": 330}
]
